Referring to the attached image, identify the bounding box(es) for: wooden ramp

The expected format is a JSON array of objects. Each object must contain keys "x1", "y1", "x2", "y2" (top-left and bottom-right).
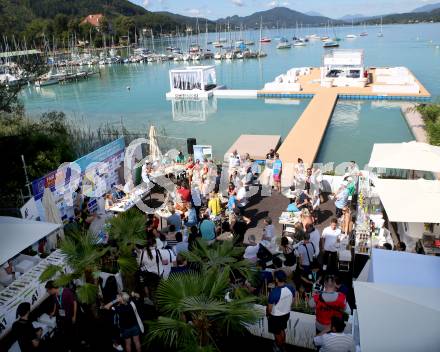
[{"x1": 277, "y1": 91, "x2": 338, "y2": 166}]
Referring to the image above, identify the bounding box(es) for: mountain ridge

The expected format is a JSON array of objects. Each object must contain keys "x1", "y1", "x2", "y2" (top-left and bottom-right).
[
  {"x1": 216, "y1": 7, "x2": 344, "y2": 28},
  {"x1": 412, "y1": 2, "x2": 440, "y2": 13}
]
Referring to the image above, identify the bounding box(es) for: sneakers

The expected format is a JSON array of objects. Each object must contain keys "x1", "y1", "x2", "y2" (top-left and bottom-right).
[{"x1": 113, "y1": 344, "x2": 123, "y2": 351}]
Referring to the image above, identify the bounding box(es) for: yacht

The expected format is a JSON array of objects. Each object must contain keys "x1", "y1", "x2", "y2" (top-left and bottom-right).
[
  {"x1": 293, "y1": 40, "x2": 306, "y2": 47},
  {"x1": 277, "y1": 38, "x2": 291, "y2": 49},
  {"x1": 260, "y1": 37, "x2": 271, "y2": 43},
  {"x1": 323, "y1": 41, "x2": 339, "y2": 48},
  {"x1": 346, "y1": 34, "x2": 357, "y2": 39}
]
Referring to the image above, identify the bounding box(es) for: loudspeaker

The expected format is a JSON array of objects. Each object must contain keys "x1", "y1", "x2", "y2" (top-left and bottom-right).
[{"x1": 187, "y1": 138, "x2": 196, "y2": 155}]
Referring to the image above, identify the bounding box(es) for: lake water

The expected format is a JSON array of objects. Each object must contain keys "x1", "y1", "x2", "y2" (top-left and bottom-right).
[{"x1": 20, "y1": 23, "x2": 440, "y2": 166}]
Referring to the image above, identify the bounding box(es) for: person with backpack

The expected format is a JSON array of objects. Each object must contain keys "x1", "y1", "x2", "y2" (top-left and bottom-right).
[
  {"x1": 136, "y1": 235, "x2": 165, "y2": 297},
  {"x1": 309, "y1": 275, "x2": 351, "y2": 334},
  {"x1": 295, "y1": 232, "x2": 318, "y2": 275}
]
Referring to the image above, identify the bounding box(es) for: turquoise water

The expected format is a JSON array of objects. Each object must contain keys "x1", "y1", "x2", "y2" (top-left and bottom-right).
[
  {"x1": 20, "y1": 23, "x2": 440, "y2": 164},
  {"x1": 316, "y1": 101, "x2": 414, "y2": 167}
]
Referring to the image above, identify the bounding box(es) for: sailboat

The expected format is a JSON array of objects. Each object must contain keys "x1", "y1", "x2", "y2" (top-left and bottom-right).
[
  {"x1": 359, "y1": 22, "x2": 368, "y2": 36},
  {"x1": 346, "y1": 19, "x2": 357, "y2": 38},
  {"x1": 377, "y1": 17, "x2": 384, "y2": 37},
  {"x1": 277, "y1": 37, "x2": 291, "y2": 49},
  {"x1": 259, "y1": 17, "x2": 271, "y2": 43},
  {"x1": 257, "y1": 17, "x2": 267, "y2": 57}
]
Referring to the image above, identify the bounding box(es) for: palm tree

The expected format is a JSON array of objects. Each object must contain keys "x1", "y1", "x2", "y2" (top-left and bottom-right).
[
  {"x1": 39, "y1": 229, "x2": 109, "y2": 304},
  {"x1": 106, "y1": 208, "x2": 146, "y2": 288},
  {"x1": 183, "y1": 239, "x2": 256, "y2": 282},
  {"x1": 145, "y1": 266, "x2": 262, "y2": 351}
]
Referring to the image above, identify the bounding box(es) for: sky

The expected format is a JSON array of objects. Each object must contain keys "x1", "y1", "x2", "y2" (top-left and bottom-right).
[{"x1": 132, "y1": 0, "x2": 438, "y2": 19}]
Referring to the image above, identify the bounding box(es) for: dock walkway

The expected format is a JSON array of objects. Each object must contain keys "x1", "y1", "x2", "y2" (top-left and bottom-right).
[{"x1": 277, "y1": 91, "x2": 338, "y2": 165}]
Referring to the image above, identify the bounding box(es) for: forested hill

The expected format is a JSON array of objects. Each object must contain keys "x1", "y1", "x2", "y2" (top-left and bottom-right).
[{"x1": 0, "y1": 0, "x2": 210, "y2": 44}]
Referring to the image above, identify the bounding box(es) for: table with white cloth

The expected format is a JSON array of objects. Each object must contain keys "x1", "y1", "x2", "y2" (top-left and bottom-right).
[
  {"x1": 279, "y1": 211, "x2": 301, "y2": 233},
  {"x1": 108, "y1": 185, "x2": 150, "y2": 213}
]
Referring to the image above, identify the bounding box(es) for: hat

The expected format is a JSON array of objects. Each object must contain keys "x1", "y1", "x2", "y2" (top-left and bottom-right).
[{"x1": 274, "y1": 270, "x2": 287, "y2": 282}]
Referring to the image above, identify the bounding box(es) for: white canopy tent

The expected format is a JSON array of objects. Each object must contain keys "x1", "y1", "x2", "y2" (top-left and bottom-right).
[
  {"x1": 354, "y1": 281, "x2": 440, "y2": 352},
  {"x1": 374, "y1": 178, "x2": 440, "y2": 224},
  {"x1": 368, "y1": 141, "x2": 440, "y2": 173},
  {"x1": 354, "y1": 249, "x2": 440, "y2": 352},
  {"x1": 0, "y1": 216, "x2": 61, "y2": 265}
]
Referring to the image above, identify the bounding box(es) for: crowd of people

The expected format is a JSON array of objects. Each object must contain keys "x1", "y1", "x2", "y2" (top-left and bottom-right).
[{"x1": 9, "y1": 150, "x2": 399, "y2": 352}]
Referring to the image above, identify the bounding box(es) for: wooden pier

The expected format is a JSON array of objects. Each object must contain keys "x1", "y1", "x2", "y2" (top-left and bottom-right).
[{"x1": 277, "y1": 91, "x2": 338, "y2": 166}]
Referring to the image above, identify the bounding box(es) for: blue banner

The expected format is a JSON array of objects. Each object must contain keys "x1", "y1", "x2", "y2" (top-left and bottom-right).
[{"x1": 31, "y1": 137, "x2": 125, "y2": 200}]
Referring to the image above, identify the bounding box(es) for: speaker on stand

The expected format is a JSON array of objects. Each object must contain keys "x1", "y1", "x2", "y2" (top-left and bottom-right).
[{"x1": 187, "y1": 138, "x2": 196, "y2": 155}]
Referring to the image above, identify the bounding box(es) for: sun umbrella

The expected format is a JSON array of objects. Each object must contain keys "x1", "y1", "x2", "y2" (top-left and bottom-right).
[
  {"x1": 149, "y1": 125, "x2": 162, "y2": 161},
  {"x1": 42, "y1": 187, "x2": 64, "y2": 247}
]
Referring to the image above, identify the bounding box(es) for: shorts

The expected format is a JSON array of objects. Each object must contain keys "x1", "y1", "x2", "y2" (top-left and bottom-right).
[
  {"x1": 268, "y1": 313, "x2": 290, "y2": 334},
  {"x1": 121, "y1": 325, "x2": 141, "y2": 339},
  {"x1": 273, "y1": 174, "x2": 281, "y2": 182}
]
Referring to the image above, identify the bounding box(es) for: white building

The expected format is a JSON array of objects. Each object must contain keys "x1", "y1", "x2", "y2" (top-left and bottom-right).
[{"x1": 320, "y1": 49, "x2": 367, "y2": 88}]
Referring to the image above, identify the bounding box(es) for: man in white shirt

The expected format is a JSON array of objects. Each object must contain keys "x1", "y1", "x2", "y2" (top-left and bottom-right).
[
  {"x1": 322, "y1": 218, "x2": 341, "y2": 273},
  {"x1": 313, "y1": 316, "x2": 355, "y2": 352},
  {"x1": 267, "y1": 271, "x2": 295, "y2": 352}
]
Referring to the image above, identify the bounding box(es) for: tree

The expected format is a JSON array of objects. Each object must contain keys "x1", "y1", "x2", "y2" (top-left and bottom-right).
[
  {"x1": 183, "y1": 239, "x2": 255, "y2": 281},
  {"x1": 146, "y1": 266, "x2": 261, "y2": 351},
  {"x1": 106, "y1": 208, "x2": 146, "y2": 289},
  {"x1": 113, "y1": 15, "x2": 136, "y2": 39},
  {"x1": 39, "y1": 229, "x2": 109, "y2": 304}
]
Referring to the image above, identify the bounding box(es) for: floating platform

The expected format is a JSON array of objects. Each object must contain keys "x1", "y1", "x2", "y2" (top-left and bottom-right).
[
  {"x1": 224, "y1": 134, "x2": 281, "y2": 161},
  {"x1": 277, "y1": 92, "x2": 338, "y2": 166},
  {"x1": 258, "y1": 67, "x2": 431, "y2": 101},
  {"x1": 166, "y1": 85, "x2": 226, "y2": 100},
  {"x1": 213, "y1": 90, "x2": 257, "y2": 98}
]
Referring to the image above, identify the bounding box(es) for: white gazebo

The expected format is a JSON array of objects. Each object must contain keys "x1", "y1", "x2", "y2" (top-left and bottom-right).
[
  {"x1": 166, "y1": 66, "x2": 221, "y2": 99},
  {"x1": 320, "y1": 49, "x2": 367, "y2": 88}
]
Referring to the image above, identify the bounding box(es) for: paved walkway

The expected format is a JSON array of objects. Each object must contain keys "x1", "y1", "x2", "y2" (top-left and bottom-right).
[{"x1": 401, "y1": 103, "x2": 428, "y2": 143}]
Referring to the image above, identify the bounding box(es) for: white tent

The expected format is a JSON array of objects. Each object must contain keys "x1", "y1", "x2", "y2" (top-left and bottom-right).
[
  {"x1": 374, "y1": 178, "x2": 440, "y2": 223},
  {"x1": 0, "y1": 216, "x2": 61, "y2": 264},
  {"x1": 354, "y1": 249, "x2": 440, "y2": 352},
  {"x1": 368, "y1": 141, "x2": 440, "y2": 173},
  {"x1": 354, "y1": 281, "x2": 440, "y2": 352}
]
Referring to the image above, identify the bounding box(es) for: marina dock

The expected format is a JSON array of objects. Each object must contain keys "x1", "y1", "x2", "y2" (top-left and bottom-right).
[{"x1": 277, "y1": 92, "x2": 338, "y2": 165}]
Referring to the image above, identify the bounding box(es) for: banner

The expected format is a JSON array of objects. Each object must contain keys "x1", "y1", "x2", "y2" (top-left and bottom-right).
[
  {"x1": 193, "y1": 145, "x2": 213, "y2": 162},
  {"x1": 20, "y1": 197, "x2": 40, "y2": 221},
  {"x1": 30, "y1": 138, "x2": 125, "y2": 222}
]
